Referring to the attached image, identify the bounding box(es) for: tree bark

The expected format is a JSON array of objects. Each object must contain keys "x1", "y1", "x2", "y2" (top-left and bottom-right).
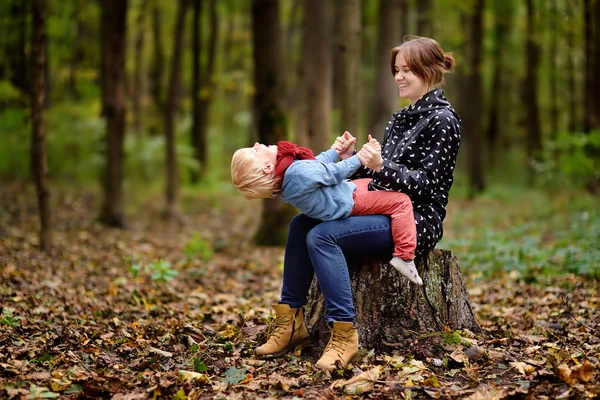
[
  {"x1": 583, "y1": 0, "x2": 600, "y2": 131},
  {"x1": 132, "y1": 0, "x2": 148, "y2": 134},
  {"x1": 67, "y1": 0, "x2": 82, "y2": 100},
  {"x1": 150, "y1": 0, "x2": 165, "y2": 112},
  {"x1": 299, "y1": 0, "x2": 332, "y2": 153},
  {"x1": 305, "y1": 249, "x2": 481, "y2": 350},
  {"x1": 164, "y1": 0, "x2": 189, "y2": 219},
  {"x1": 416, "y1": 0, "x2": 433, "y2": 37},
  {"x1": 8, "y1": 0, "x2": 30, "y2": 96},
  {"x1": 100, "y1": 0, "x2": 128, "y2": 227},
  {"x1": 463, "y1": 0, "x2": 485, "y2": 196},
  {"x1": 523, "y1": 0, "x2": 541, "y2": 185},
  {"x1": 369, "y1": 0, "x2": 404, "y2": 142},
  {"x1": 548, "y1": 0, "x2": 559, "y2": 141},
  {"x1": 251, "y1": 0, "x2": 293, "y2": 246},
  {"x1": 335, "y1": 0, "x2": 361, "y2": 140},
  {"x1": 486, "y1": 0, "x2": 512, "y2": 167},
  {"x1": 31, "y1": 0, "x2": 52, "y2": 250},
  {"x1": 191, "y1": 0, "x2": 218, "y2": 183}
]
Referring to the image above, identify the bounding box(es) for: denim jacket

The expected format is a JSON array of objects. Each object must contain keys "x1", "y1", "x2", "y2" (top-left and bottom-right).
[{"x1": 280, "y1": 149, "x2": 361, "y2": 221}]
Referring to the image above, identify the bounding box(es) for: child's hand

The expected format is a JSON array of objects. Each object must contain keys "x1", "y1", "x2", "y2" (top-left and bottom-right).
[{"x1": 331, "y1": 131, "x2": 357, "y2": 160}]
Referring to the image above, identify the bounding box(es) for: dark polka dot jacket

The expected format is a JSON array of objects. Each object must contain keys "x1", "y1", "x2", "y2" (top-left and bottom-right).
[{"x1": 352, "y1": 88, "x2": 462, "y2": 254}]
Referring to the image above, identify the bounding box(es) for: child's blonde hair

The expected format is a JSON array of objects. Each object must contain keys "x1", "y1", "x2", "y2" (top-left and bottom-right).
[{"x1": 231, "y1": 148, "x2": 280, "y2": 200}]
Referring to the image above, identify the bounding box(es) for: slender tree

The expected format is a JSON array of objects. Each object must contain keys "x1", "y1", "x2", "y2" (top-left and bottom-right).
[
  {"x1": 464, "y1": 0, "x2": 486, "y2": 196},
  {"x1": 251, "y1": 0, "x2": 292, "y2": 245},
  {"x1": 486, "y1": 0, "x2": 512, "y2": 166},
  {"x1": 132, "y1": 0, "x2": 148, "y2": 133},
  {"x1": 164, "y1": 0, "x2": 189, "y2": 219},
  {"x1": 191, "y1": 0, "x2": 218, "y2": 182},
  {"x1": 583, "y1": 0, "x2": 600, "y2": 131},
  {"x1": 100, "y1": 0, "x2": 129, "y2": 227},
  {"x1": 593, "y1": 0, "x2": 600, "y2": 130},
  {"x1": 150, "y1": 0, "x2": 165, "y2": 112},
  {"x1": 31, "y1": 0, "x2": 51, "y2": 249},
  {"x1": 548, "y1": 0, "x2": 559, "y2": 140},
  {"x1": 369, "y1": 0, "x2": 404, "y2": 142},
  {"x1": 416, "y1": 0, "x2": 433, "y2": 37},
  {"x1": 523, "y1": 0, "x2": 542, "y2": 184},
  {"x1": 8, "y1": 0, "x2": 30, "y2": 96},
  {"x1": 335, "y1": 0, "x2": 361, "y2": 140},
  {"x1": 67, "y1": 0, "x2": 82, "y2": 100},
  {"x1": 298, "y1": 0, "x2": 332, "y2": 152}
]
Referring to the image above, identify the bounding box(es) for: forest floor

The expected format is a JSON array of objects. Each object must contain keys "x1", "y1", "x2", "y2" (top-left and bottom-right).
[{"x1": 0, "y1": 183, "x2": 599, "y2": 399}]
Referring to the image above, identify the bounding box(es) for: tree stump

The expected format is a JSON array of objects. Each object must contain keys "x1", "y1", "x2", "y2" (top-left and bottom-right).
[{"x1": 304, "y1": 249, "x2": 481, "y2": 350}]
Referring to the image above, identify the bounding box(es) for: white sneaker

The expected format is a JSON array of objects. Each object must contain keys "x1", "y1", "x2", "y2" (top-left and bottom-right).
[{"x1": 389, "y1": 257, "x2": 423, "y2": 286}]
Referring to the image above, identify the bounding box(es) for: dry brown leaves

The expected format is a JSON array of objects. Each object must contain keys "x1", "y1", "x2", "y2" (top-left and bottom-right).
[{"x1": 1, "y1": 186, "x2": 599, "y2": 399}]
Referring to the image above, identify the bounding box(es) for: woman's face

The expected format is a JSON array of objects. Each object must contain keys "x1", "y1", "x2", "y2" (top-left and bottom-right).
[{"x1": 394, "y1": 52, "x2": 430, "y2": 105}]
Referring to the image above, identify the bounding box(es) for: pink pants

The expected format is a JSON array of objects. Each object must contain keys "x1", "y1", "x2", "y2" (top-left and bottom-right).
[{"x1": 350, "y1": 178, "x2": 417, "y2": 260}]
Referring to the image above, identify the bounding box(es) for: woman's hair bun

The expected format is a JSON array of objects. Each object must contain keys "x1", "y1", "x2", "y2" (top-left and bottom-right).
[{"x1": 443, "y1": 52, "x2": 455, "y2": 71}]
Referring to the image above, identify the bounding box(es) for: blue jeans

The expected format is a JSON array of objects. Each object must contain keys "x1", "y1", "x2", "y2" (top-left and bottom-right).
[{"x1": 280, "y1": 214, "x2": 394, "y2": 324}]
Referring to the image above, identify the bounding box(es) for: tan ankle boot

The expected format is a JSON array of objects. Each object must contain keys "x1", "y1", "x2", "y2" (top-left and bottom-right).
[
  {"x1": 315, "y1": 321, "x2": 359, "y2": 371},
  {"x1": 255, "y1": 304, "x2": 310, "y2": 357}
]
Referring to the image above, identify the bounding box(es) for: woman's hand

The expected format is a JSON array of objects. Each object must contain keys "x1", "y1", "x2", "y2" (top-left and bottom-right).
[
  {"x1": 357, "y1": 134, "x2": 384, "y2": 171},
  {"x1": 331, "y1": 131, "x2": 357, "y2": 160}
]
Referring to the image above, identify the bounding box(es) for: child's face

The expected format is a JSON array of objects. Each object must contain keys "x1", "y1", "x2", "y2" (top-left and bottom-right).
[{"x1": 252, "y1": 142, "x2": 278, "y2": 167}]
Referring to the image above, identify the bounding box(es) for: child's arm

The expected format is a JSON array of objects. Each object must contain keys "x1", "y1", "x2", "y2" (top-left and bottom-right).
[{"x1": 292, "y1": 155, "x2": 362, "y2": 189}]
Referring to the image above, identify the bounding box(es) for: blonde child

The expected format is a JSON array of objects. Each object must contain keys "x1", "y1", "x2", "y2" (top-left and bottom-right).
[{"x1": 231, "y1": 133, "x2": 422, "y2": 285}]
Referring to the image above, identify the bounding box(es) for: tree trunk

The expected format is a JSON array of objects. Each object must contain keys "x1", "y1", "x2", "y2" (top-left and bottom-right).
[
  {"x1": 8, "y1": 0, "x2": 30, "y2": 96},
  {"x1": 486, "y1": 0, "x2": 512, "y2": 168},
  {"x1": 566, "y1": 5, "x2": 578, "y2": 134},
  {"x1": 132, "y1": 0, "x2": 148, "y2": 134},
  {"x1": 150, "y1": 0, "x2": 165, "y2": 112},
  {"x1": 299, "y1": 0, "x2": 332, "y2": 153},
  {"x1": 100, "y1": 0, "x2": 128, "y2": 227},
  {"x1": 67, "y1": 0, "x2": 82, "y2": 100},
  {"x1": 523, "y1": 0, "x2": 541, "y2": 185},
  {"x1": 369, "y1": 0, "x2": 404, "y2": 142},
  {"x1": 583, "y1": 0, "x2": 600, "y2": 131},
  {"x1": 335, "y1": 0, "x2": 361, "y2": 140},
  {"x1": 548, "y1": 0, "x2": 559, "y2": 141},
  {"x1": 305, "y1": 249, "x2": 481, "y2": 350},
  {"x1": 164, "y1": 0, "x2": 188, "y2": 219},
  {"x1": 31, "y1": 0, "x2": 52, "y2": 250},
  {"x1": 251, "y1": 0, "x2": 292, "y2": 246},
  {"x1": 416, "y1": 0, "x2": 432, "y2": 37},
  {"x1": 593, "y1": 0, "x2": 600, "y2": 131},
  {"x1": 464, "y1": 0, "x2": 485, "y2": 196},
  {"x1": 191, "y1": 0, "x2": 218, "y2": 183}
]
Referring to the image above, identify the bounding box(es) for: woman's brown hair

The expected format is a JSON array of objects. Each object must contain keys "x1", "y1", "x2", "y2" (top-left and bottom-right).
[{"x1": 390, "y1": 36, "x2": 455, "y2": 86}]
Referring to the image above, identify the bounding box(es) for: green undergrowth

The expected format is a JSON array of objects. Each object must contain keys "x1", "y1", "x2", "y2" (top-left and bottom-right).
[{"x1": 440, "y1": 186, "x2": 599, "y2": 281}]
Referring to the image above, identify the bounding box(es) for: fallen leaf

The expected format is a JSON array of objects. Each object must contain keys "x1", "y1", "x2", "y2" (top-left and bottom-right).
[
  {"x1": 178, "y1": 370, "x2": 209, "y2": 384},
  {"x1": 510, "y1": 361, "x2": 536, "y2": 376},
  {"x1": 570, "y1": 361, "x2": 595, "y2": 383}
]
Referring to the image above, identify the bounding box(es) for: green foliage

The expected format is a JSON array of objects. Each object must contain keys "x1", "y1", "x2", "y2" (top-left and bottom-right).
[
  {"x1": 193, "y1": 358, "x2": 208, "y2": 373},
  {"x1": 443, "y1": 331, "x2": 472, "y2": 347},
  {"x1": 221, "y1": 366, "x2": 247, "y2": 385},
  {"x1": 0, "y1": 308, "x2": 19, "y2": 327},
  {"x1": 28, "y1": 384, "x2": 60, "y2": 399},
  {"x1": 536, "y1": 131, "x2": 600, "y2": 190},
  {"x1": 147, "y1": 259, "x2": 178, "y2": 283},
  {"x1": 184, "y1": 233, "x2": 213, "y2": 262},
  {"x1": 441, "y1": 192, "x2": 600, "y2": 280},
  {"x1": 126, "y1": 256, "x2": 178, "y2": 284}
]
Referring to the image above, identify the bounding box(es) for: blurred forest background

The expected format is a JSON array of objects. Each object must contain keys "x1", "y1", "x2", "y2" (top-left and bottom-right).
[
  {"x1": 1, "y1": 1, "x2": 600, "y2": 398},
  {"x1": 1, "y1": 0, "x2": 599, "y2": 272}
]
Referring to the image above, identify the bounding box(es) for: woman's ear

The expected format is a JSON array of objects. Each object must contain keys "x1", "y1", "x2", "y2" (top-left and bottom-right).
[{"x1": 262, "y1": 163, "x2": 274, "y2": 174}]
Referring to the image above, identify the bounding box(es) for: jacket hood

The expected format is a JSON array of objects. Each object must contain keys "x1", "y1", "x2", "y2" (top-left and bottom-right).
[{"x1": 394, "y1": 89, "x2": 461, "y2": 122}]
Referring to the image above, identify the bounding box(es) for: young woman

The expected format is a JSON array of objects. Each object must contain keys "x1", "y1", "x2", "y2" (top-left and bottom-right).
[{"x1": 257, "y1": 36, "x2": 461, "y2": 371}]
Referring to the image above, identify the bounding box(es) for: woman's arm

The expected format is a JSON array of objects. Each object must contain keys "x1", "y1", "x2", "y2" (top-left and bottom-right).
[{"x1": 370, "y1": 117, "x2": 461, "y2": 198}]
